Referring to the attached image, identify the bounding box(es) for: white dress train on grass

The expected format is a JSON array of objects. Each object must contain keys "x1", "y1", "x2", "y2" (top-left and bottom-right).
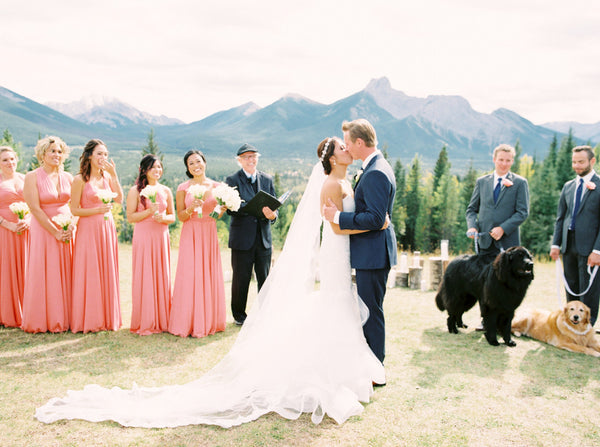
[{"x1": 35, "y1": 163, "x2": 385, "y2": 428}]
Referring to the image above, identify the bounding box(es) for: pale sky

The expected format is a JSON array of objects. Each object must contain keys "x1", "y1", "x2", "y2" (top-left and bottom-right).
[{"x1": 2, "y1": 0, "x2": 599, "y2": 125}]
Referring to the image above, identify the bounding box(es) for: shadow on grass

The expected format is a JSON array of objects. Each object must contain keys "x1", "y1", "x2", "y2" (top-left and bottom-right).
[
  {"x1": 0, "y1": 323, "x2": 240, "y2": 377},
  {"x1": 410, "y1": 327, "x2": 511, "y2": 388},
  {"x1": 515, "y1": 338, "x2": 600, "y2": 399}
]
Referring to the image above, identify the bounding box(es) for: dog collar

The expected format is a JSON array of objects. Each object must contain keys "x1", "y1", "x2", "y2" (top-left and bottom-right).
[{"x1": 560, "y1": 319, "x2": 592, "y2": 336}]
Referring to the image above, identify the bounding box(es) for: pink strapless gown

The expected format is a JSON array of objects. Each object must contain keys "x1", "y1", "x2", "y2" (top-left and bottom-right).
[
  {"x1": 0, "y1": 177, "x2": 29, "y2": 327},
  {"x1": 169, "y1": 181, "x2": 226, "y2": 338},
  {"x1": 22, "y1": 168, "x2": 73, "y2": 333},
  {"x1": 71, "y1": 178, "x2": 121, "y2": 332},
  {"x1": 130, "y1": 185, "x2": 171, "y2": 335}
]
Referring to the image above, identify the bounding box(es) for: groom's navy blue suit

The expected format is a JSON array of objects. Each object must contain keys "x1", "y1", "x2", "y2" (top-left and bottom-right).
[{"x1": 339, "y1": 152, "x2": 397, "y2": 363}]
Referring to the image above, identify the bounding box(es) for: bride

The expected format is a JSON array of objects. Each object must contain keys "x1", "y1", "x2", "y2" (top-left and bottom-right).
[{"x1": 35, "y1": 137, "x2": 386, "y2": 428}]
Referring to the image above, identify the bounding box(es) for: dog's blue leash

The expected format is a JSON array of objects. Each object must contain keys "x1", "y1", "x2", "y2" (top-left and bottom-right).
[
  {"x1": 466, "y1": 231, "x2": 505, "y2": 255},
  {"x1": 555, "y1": 259, "x2": 599, "y2": 305}
]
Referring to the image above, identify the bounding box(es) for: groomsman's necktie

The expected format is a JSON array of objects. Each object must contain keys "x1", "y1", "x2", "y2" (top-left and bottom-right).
[
  {"x1": 493, "y1": 177, "x2": 502, "y2": 204},
  {"x1": 570, "y1": 178, "x2": 584, "y2": 230}
]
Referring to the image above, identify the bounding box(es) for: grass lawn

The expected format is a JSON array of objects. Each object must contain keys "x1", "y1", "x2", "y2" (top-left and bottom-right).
[{"x1": 1, "y1": 245, "x2": 599, "y2": 446}]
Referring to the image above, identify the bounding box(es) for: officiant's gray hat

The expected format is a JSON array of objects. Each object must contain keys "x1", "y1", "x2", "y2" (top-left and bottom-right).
[{"x1": 237, "y1": 143, "x2": 258, "y2": 156}]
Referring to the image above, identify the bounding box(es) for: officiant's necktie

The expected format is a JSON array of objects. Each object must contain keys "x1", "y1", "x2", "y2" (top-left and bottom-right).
[
  {"x1": 570, "y1": 178, "x2": 584, "y2": 230},
  {"x1": 493, "y1": 178, "x2": 502, "y2": 204}
]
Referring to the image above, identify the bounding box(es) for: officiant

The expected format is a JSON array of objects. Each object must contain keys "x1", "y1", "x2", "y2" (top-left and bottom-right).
[{"x1": 226, "y1": 143, "x2": 277, "y2": 326}]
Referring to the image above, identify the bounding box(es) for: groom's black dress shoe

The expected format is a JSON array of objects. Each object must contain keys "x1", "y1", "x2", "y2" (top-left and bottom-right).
[
  {"x1": 372, "y1": 381, "x2": 386, "y2": 388},
  {"x1": 234, "y1": 319, "x2": 244, "y2": 326}
]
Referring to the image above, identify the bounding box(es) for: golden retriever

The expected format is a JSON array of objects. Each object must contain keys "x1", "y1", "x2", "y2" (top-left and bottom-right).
[{"x1": 511, "y1": 300, "x2": 600, "y2": 357}]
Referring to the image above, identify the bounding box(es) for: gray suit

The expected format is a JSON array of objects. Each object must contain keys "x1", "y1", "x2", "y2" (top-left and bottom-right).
[
  {"x1": 466, "y1": 171, "x2": 529, "y2": 254},
  {"x1": 552, "y1": 173, "x2": 600, "y2": 325}
]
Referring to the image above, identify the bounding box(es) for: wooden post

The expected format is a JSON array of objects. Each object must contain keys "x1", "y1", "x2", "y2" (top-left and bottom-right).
[
  {"x1": 408, "y1": 267, "x2": 422, "y2": 289},
  {"x1": 429, "y1": 257, "x2": 443, "y2": 291}
]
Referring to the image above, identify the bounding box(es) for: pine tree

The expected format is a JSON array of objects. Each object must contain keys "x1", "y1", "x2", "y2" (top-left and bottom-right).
[
  {"x1": 141, "y1": 128, "x2": 164, "y2": 164},
  {"x1": 392, "y1": 159, "x2": 407, "y2": 247},
  {"x1": 451, "y1": 163, "x2": 478, "y2": 253},
  {"x1": 512, "y1": 139, "x2": 522, "y2": 174},
  {"x1": 429, "y1": 146, "x2": 450, "y2": 251},
  {"x1": 403, "y1": 155, "x2": 422, "y2": 251},
  {"x1": 555, "y1": 129, "x2": 575, "y2": 188},
  {"x1": 546, "y1": 134, "x2": 558, "y2": 169}
]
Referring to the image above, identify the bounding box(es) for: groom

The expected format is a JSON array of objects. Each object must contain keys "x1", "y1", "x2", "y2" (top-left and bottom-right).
[{"x1": 323, "y1": 119, "x2": 397, "y2": 368}]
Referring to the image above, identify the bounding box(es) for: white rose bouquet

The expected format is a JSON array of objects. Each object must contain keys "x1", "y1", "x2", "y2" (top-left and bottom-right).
[
  {"x1": 187, "y1": 184, "x2": 208, "y2": 218},
  {"x1": 210, "y1": 183, "x2": 242, "y2": 219},
  {"x1": 9, "y1": 201, "x2": 30, "y2": 235},
  {"x1": 140, "y1": 185, "x2": 159, "y2": 214},
  {"x1": 96, "y1": 189, "x2": 118, "y2": 220},
  {"x1": 52, "y1": 213, "x2": 75, "y2": 243}
]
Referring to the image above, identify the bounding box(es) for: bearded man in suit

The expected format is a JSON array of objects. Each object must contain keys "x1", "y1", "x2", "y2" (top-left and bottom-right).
[
  {"x1": 551, "y1": 145, "x2": 600, "y2": 328},
  {"x1": 226, "y1": 144, "x2": 277, "y2": 326}
]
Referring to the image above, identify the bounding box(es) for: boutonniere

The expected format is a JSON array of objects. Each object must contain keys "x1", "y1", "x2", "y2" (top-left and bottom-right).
[
  {"x1": 354, "y1": 169, "x2": 364, "y2": 183},
  {"x1": 502, "y1": 178, "x2": 513, "y2": 187},
  {"x1": 585, "y1": 181, "x2": 596, "y2": 190}
]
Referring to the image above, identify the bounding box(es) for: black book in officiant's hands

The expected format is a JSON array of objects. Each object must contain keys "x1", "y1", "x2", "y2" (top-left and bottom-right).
[{"x1": 241, "y1": 190, "x2": 291, "y2": 218}]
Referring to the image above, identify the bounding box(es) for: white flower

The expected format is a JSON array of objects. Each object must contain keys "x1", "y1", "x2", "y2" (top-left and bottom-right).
[
  {"x1": 9, "y1": 202, "x2": 30, "y2": 219},
  {"x1": 97, "y1": 189, "x2": 118, "y2": 203},
  {"x1": 187, "y1": 184, "x2": 208, "y2": 199},
  {"x1": 140, "y1": 185, "x2": 158, "y2": 203},
  {"x1": 210, "y1": 184, "x2": 242, "y2": 218},
  {"x1": 354, "y1": 169, "x2": 364, "y2": 183},
  {"x1": 52, "y1": 213, "x2": 74, "y2": 230}
]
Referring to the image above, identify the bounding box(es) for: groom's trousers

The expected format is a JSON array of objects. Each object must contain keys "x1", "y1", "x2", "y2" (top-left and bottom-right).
[{"x1": 355, "y1": 267, "x2": 390, "y2": 363}]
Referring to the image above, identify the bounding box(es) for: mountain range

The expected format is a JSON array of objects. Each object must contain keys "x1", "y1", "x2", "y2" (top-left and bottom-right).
[{"x1": 0, "y1": 78, "x2": 592, "y2": 166}]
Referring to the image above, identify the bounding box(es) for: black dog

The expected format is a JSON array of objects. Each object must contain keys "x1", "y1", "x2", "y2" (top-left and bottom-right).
[{"x1": 436, "y1": 246, "x2": 534, "y2": 346}]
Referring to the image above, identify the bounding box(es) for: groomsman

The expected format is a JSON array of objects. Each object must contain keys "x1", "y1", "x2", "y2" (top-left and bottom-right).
[
  {"x1": 226, "y1": 144, "x2": 277, "y2": 326},
  {"x1": 466, "y1": 143, "x2": 530, "y2": 260},
  {"x1": 466, "y1": 143, "x2": 529, "y2": 331},
  {"x1": 551, "y1": 145, "x2": 600, "y2": 328}
]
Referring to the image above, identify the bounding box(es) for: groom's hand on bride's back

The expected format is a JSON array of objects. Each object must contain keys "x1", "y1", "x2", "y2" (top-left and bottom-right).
[{"x1": 381, "y1": 214, "x2": 390, "y2": 230}]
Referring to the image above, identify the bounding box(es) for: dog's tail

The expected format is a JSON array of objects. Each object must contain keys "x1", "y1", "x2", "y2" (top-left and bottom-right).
[{"x1": 435, "y1": 289, "x2": 445, "y2": 311}]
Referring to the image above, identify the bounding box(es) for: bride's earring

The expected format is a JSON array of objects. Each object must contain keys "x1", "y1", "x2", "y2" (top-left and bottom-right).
[{"x1": 331, "y1": 159, "x2": 336, "y2": 166}]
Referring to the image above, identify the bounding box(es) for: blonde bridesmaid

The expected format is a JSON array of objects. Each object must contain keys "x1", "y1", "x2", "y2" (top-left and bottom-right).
[
  {"x1": 70, "y1": 139, "x2": 123, "y2": 333},
  {"x1": 169, "y1": 150, "x2": 226, "y2": 338},
  {"x1": 0, "y1": 146, "x2": 30, "y2": 327},
  {"x1": 127, "y1": 154, "x2": 175, "y2": 335},
  {"x1": 22, "y1": 136, "x2": 74, "y2": 333}
]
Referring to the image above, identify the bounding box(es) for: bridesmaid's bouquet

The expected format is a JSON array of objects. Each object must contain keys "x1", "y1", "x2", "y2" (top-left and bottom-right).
[
  {"x1": 210, "y1": 184, "x2": 242, "y2": 219},
  {"x1": 9, "y1": 201, "x2": 29, "y2": 235},
  {"x1": 140, "y1": 185, "x2": 159, "y2": 214},
  {"x1": 96, "y1": 189, "x2": 118, "y2": 220},
  {"x1": 52, "y1": 213, "x2": 75, "y2": 243},
  {"x1": 187, "y1": 184, "x2": 207, "y2": 218}
]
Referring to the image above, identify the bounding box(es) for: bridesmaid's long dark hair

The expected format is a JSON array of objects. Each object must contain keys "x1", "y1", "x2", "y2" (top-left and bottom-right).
[
  {"x1": 136, "y1": 154, "x2": 160, "y2": 207},
  {"x1": 79, "y1": 139, "x2": 105, "y2": 182}
]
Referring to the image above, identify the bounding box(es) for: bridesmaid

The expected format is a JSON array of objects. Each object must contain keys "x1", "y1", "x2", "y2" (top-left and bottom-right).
[
  {"x1": 70, "y1": 139, "x2": 123, "y2": 333},
  {"x1": 126, "y1": 154, "x2": 175, "y2": 335},
  {"x1": 0, "y1": 146, "x2": 30, "y2": 327},
  {"x1": 22, "y1": 136, "x2": 75, "y2": 333},
  {"x1": 169, "y1": 150, "x2": 226, "y2": 338}
]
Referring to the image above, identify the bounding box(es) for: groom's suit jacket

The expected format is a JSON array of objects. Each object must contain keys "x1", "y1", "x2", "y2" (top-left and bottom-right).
[
  {"x1": 552, "y1": 173, "x2": 600, "y2": 256},
  {"x1": 466, "y1": 171, "x2": 529, "y2": 250},
  {"x1": 339, "y1": 152, "x2": 397, "y2": 270}
]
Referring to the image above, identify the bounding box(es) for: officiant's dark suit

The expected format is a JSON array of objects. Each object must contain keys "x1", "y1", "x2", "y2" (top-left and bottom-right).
[
  {"x1": 338, "y1": 121, "x2": 397, "y2": 364},
  {"x1": 551, "y1": 145, "x2": 600, "y2": 326},
  {"x1": 466, "y1": 145, "x2": 529, "y2": 260},
  {"x1": 226, "y1": 144, "x2": 276, "y2": 325}
]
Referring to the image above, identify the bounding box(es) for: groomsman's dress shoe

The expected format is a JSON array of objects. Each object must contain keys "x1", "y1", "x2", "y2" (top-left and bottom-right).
[
  {"x1": 372, "y1": 381, "x2": 386, "y2": 388},
  {"x1": 234, "y1": 319, "x2": 244, "y2": 326}
]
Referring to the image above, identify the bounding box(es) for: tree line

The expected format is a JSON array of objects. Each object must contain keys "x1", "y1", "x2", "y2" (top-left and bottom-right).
[{"x1": 2, "y1": 128, "x2": 597, "y2": 257}]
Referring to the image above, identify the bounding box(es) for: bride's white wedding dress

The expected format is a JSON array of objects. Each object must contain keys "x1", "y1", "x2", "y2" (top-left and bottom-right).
[{"x1": 35, "y1": 163, "x2": 385, "y2": 428}]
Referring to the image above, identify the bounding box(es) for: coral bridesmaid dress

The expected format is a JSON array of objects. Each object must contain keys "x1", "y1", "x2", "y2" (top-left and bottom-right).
[
  {"x1": 0, "y1": 179, "x2": 29, "y2": 327},
  {"x1": 22, "y1": 168, "x2": 73, "y2": 333},
  {"x1": 130, "y1": 186, "x2": 171, "y2": 335},
  {"x1": 71, "y1": 178, "x2": 121, "y2": 332},
  {"x1": 169, "y1": 181, "x2": 226, "y2": 338}
]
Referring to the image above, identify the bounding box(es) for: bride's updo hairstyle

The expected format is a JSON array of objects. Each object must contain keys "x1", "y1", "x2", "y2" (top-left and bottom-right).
[{"x1": 317, "y1": 137, "x2": 336, "y2": 174}]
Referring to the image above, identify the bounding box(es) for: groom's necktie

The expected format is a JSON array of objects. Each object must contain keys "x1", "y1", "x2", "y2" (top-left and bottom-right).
[
  {"x1": 570, "y1": 178, "x2": 584, "y2": 230},
  {"x1": 493, "y1": 177, "x2": 502, "y2": 204}
]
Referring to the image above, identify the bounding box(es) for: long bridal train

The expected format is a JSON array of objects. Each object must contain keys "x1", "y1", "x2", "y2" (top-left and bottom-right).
[{"x1": 35, "y1": 163, "x2": 384, "y2": 428}]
